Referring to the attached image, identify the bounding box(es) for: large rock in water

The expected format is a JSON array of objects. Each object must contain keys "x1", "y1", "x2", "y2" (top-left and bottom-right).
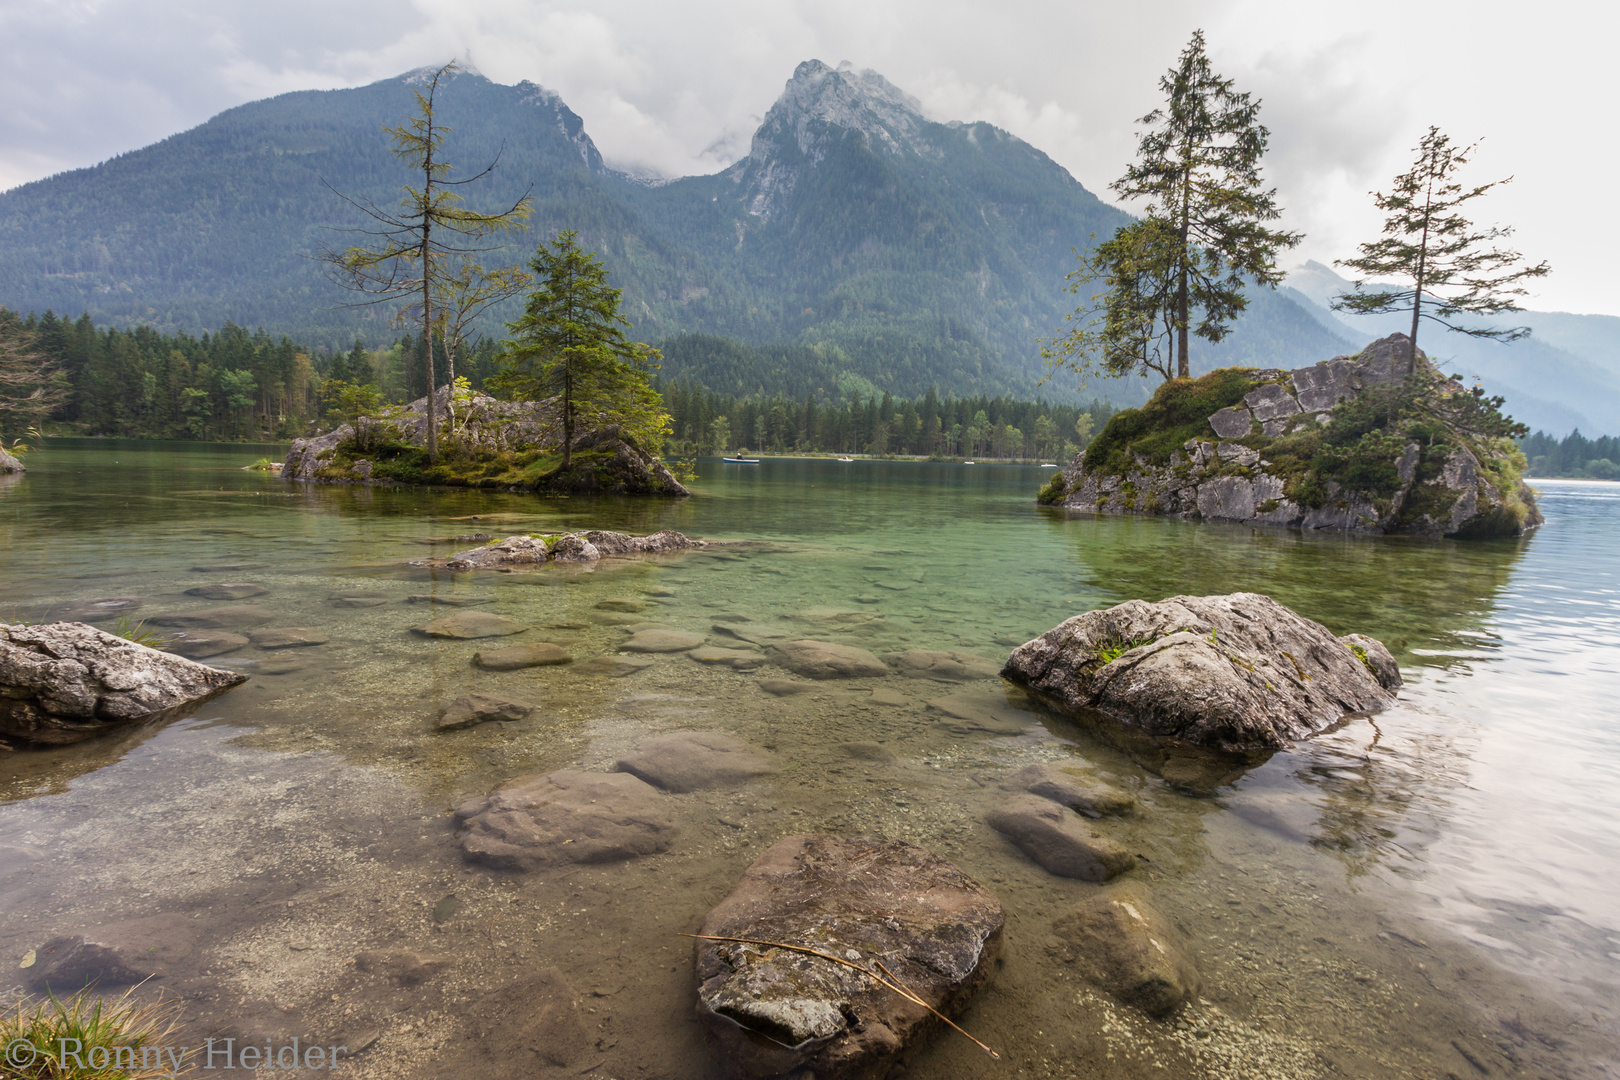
[
  {"x1": 695, "y1": 835, "x2": 1003, "y2": 1079},
  {"x1": 1001, "y1": 593, "x2": 1400, "y2": 753},
  {"x1": 433, "y1": 529, "x2": 703, "y2": 570},
  {"x1": 1, "y1": 622, "x2": 247, "y2": 746},
  {"x1": 0, "y1": 447, "x2": 23, "y2": 473}
]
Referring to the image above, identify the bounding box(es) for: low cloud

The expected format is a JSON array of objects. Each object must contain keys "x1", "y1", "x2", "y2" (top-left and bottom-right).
[{"x1": 0, "y1": 0, "x2": 1610, "y2": 312}]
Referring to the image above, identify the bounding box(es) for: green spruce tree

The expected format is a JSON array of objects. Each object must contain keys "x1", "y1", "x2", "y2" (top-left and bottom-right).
[{"x1": 492, "y1": 231, "x2": 668, "y2": 468}]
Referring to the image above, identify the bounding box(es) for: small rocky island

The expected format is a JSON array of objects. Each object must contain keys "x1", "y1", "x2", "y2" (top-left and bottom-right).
[
  {"x1": 282, "y1": 385, "x2": 688, "y2": 495},
  {"x1": 1040, "y1": 334, "x2": 1541, "y2": 538}
]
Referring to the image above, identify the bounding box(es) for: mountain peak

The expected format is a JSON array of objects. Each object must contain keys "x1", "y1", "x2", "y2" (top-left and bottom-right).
[
  {"x1": 771, "y1": 59, "x2": 927, "y2": 150},
  {"x1": 731, "y1": 59, "x2": 931, "y2": 219}
]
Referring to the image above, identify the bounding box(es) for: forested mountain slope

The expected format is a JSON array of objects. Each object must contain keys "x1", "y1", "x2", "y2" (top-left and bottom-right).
[{"x1": 0, "y1": 61, "x2": 1353, "y2": 403}]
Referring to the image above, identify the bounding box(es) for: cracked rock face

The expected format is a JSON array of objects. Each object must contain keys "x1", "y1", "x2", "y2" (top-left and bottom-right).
[
  {"x1": 694, "y1": 834, "x2": 1002, "y2": 1080},
  {"x1": 1, "y1": 622, "x2": 247, "y2": 746},
  {"x1": 1000, "y1": 593, "x2": 1400, "y2": 754}
]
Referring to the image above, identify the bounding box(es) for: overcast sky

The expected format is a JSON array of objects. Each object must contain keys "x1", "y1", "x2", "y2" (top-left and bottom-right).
[{"x1": 3, "y1": 0, "x2": 1613, "y2": 314}]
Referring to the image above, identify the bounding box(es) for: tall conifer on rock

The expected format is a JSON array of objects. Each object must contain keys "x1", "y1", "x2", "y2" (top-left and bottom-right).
[
  {"x1": 493, "y1": 231, "x2": 668, "y2": 470},
  {"x1": 320, "y1": 62, "x2": 530, "y2": 462},
  {"x1": 1046, "y1": 30, "x2": 1299, "y2": 383},
  {"x1": 1333, "y1": 126, "x2": 1550, "y2": 376}
]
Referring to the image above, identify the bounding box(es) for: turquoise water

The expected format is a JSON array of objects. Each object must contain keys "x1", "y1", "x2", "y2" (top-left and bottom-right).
[{"x1": 1, "y1": 441, "x2": 1616, "y2": 1079}]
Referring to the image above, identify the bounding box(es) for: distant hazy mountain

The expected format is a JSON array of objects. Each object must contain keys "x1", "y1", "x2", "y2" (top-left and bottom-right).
[{"x1": 1285, "y1": 261, "x2": 1620, "y2": 435}]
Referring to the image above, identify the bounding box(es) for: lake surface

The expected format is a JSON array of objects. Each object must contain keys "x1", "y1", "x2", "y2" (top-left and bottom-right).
[{"x1": 2, "y1": 441, "x2": 1617, "y2": 1079}]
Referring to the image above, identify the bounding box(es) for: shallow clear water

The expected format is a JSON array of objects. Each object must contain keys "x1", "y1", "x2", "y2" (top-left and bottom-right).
[{"x1": 1, "y1": 442, "x2": 1616, "y2": 1079}]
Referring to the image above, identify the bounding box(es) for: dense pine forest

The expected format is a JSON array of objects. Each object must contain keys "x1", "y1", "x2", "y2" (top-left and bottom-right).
[
  {"x1": 11, "y1": 310, "x2": 1111, "y2": 460},
  {"x1": 1520, "y1": 430, "x2": 1620, "y2": 479}
]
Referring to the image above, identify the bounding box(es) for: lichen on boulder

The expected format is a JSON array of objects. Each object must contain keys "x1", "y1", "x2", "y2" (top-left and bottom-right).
[
  {"x1": 1001, "y1": 593, "x2": 1400, "y2": 754},
  {"x1": 1044, "y1": 334, "x2": 1541, "y2": 539}
]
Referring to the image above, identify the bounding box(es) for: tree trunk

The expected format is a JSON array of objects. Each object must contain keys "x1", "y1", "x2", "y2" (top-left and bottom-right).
[
  {"x1": 421, "y1": 127, "x2": 438, "y2": 464},
  {"x1": 561, "y1": 363, "x2": 573, "y2": 470},
  {"x1": 1176, "y1": 264, "x2": 1190, "y2": 379}
]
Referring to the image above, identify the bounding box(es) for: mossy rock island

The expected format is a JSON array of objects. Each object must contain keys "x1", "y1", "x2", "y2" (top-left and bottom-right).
[
  {"x1": 1038, "y1": 334, "x2": 1540, "y2": 539},
  {"x1": 283, "y1": 385, "x2": 688, "y2": 496}
]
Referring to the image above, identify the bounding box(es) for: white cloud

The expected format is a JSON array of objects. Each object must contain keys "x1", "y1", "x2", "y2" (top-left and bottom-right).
[{"x1": 0, "y1": 0, "x2": 1613, "y2": 313}]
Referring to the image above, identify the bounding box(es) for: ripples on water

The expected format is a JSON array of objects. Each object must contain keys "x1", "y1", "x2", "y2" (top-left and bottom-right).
[{"x1": 1, "y1": 442, "x2": 1616, "y2": 1079}]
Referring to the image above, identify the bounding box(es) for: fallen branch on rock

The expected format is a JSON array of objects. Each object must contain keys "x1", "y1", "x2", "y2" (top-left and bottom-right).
[{"x1": 681, "y1": 932, "x2": 999, "y2": 1059}]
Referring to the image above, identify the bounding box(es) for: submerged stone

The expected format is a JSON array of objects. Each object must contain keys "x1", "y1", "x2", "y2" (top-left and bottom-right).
[
  {"x1": 1049, "y1": 885, "x2": 1200, "y2": 1017},
  {"x1": 688, "y1": 645, "x2": 765, "y2": 670},
  {"x1": 185, "y1": 582, "x2": 269, "y2": 600},
  {"x1": 23, "y1": 935, "x2": 153, "y2": 993},
  {"x1": 926, "y1": 690, "x2": 1033, "y2": 735},
  {"x1": 987, "y1": 795, "x2": 1134, "y2": 881},
  {"x1": 248, "y1": 628, "x2": 328, "y2": 649},
  {"x1": 577, "y1": 655, "x2": 657, "y2": 678},
  {"x1": 767, "y1": 639, "x2": 888, "y2": 679},
  {"x1": 622, "y1": 629, "x2": 705, "y2": 653},
  {"x1": 330, "y1": 593, "x2": 389, "y2": 608},
  {"x1": 149, "y1": 604, "x2": 274, "y2": 630},
  {"x1": 414, "y1": 610, "x2": 528, "y2": 639},
  {"x1": 438, "y1": 692, "x2": 535, "y2": 731},
  {"x1": 455, "y1": 770, "x2": 675, "y2": 870},
  {"x1": 615, "y1": 731, "x2": 778, "y2": 792},
  {"x1": 164, "y1": 630, "x2": 249, "y2": 659},
  {"x1": 695, "y1": 834, "x2": 1003, "y2": 1080},
  {"x1": 1002, "y1": 763, "x2": 1135, "y2": 818},
  {"x1": 406, "y1": 594, "x2": 494, "y2": 607},
  {"x1": 472, "y1": 642, "x2": 571, "y2": 670},
  {"x1": 884, "y1": 649, "x2": 1002, "y2": 682}
]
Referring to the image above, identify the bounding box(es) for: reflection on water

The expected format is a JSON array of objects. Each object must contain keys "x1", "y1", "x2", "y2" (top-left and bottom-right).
[{"x1": 1, "y1": 444, "x2": 1617, "y2": 1078}]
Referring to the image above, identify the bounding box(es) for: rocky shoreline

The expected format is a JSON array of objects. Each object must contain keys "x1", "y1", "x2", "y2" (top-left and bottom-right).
[
  {"x1": 1041, "y1": 335, "x2": 1542, "y2": 539},
  {"x1": 282, "y1": 385, "x2": 689, "y2": 496}
]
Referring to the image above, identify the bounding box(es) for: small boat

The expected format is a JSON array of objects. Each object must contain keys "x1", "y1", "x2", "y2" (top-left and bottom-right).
[
  {"x1": 722, "y1": 457, "x2": 761, "y2": 464},
  {"x1": 1040, "y1": 463, "x2": 1059, "y2": 468},
  {"x1": 963, "y1": 460, "x2": 975, "y2": 465},
  {"x1": 837, "y1": 455, "x2": 854, "y2": 462}
]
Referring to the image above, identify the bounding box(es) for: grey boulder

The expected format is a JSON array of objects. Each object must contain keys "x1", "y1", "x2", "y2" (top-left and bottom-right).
[
  {"x1": 455, "y1": 770, "x2": 674, "y2": 870},
  {"x1": 987, "y1": 796, "x2": 1134, "y2": 881},
  {"x1": 615, "y1": 731, "x2": 778, "y2": 792},
  {"x1": 695, "y1": 834, "x2": 1003, "y2": 1080},
  {"x1": 1, "y1": 622, "x2": 246, "y2": 746},
  {"x1": 1001, "y1": 592, "x2": 1400, "y2": 753},
  {"x1": 447, "y1": 534, "x2": 550, "y2": 570}
]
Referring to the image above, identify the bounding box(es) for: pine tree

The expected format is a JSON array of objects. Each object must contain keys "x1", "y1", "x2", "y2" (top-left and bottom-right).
[
  {"x1": 1045, "y1": 30, "x2": 1299, "y2": 384},
  {"x1": 492, "y1": 231, "x2": 668, "y2": 469},
  {"x1": 1333, "y1": 126, "x2": 1551, "y2": 376}
]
